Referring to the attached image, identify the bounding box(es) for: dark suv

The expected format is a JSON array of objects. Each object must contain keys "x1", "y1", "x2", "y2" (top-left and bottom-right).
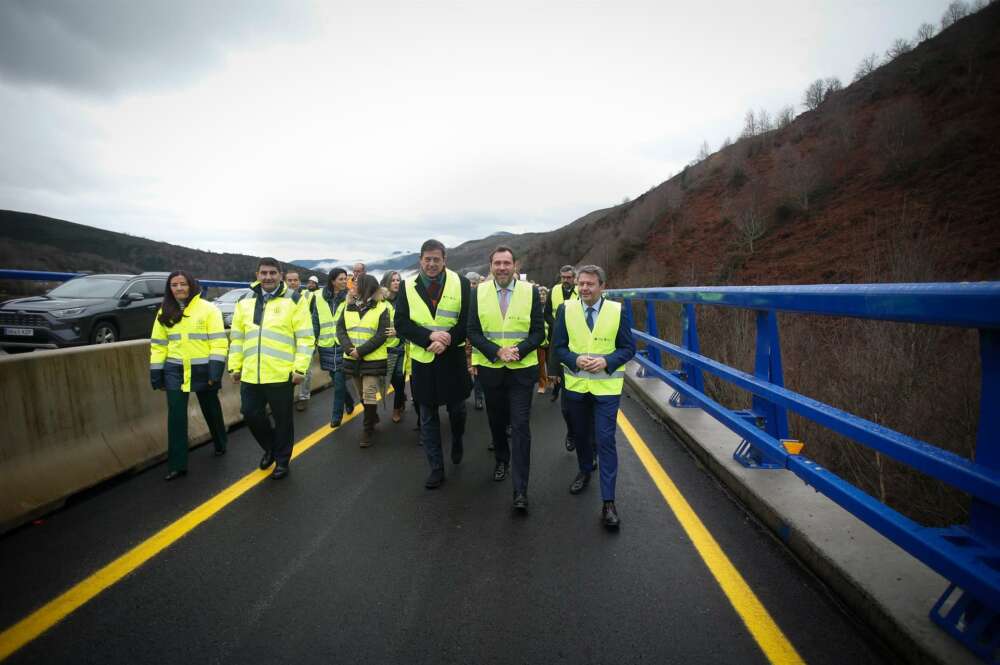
[{"x1": 0, "y1": 272, "x2": 169, "y2": 353}]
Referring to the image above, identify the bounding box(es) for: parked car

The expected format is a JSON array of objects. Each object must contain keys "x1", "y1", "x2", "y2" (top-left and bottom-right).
[
  {"x1": 0, "y1": 272, "x2": 169, "y2": 353},
  {"x1": 213, "y1": 287, "x2": 253, "y2": 328}
]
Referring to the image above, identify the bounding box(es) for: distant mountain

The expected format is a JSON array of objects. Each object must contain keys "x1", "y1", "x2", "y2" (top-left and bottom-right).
[
  {"x1": 290, "y1": 258, "x2": 341, "y2": 270},
  {"x1": 0, "y1": 211, "x2": 325, "y2": 295}
]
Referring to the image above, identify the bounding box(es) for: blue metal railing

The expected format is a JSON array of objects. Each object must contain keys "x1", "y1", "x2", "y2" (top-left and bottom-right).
[
  {"x1": 607, "y1": 282, "x2": 1000, "y2": 661},
  {"x1": 0, "y1": 269, "x2": 249, "y2": 289}
]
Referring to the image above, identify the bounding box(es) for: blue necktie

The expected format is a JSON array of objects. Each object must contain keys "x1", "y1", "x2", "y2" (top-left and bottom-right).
[{"x1": 586, "y1": 306, "x2": 595, "y2": 331}]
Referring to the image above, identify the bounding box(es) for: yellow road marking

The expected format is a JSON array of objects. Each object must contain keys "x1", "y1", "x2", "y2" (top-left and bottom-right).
[
  {"x1": 617, "y1": 410, "x2": 805, "y2": 665},
  {"x1": 0, "y1": 405, "x2": 363, "y2": 662}
]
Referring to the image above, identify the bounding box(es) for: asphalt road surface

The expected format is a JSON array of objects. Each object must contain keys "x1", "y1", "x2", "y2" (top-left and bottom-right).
[{"x1": 0, "y1": 385, "x2": 890, "y2": 664}]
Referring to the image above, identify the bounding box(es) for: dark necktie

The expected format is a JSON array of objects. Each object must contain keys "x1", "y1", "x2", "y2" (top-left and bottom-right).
[{"x1": 586, "y1": 306, "x2": 595, "y2": 331}]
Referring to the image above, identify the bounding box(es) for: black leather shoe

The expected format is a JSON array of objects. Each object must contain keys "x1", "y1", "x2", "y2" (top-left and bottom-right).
[
  {"x1": 214, "y1": 448, "x2": 226, "y2": 457},
  {"x1": 512, "y1": 492, "x2": 528, "y2": 511},
  {"x1": 487, "y1": 441, "x2": 495, "y2": 451},
  {"x1": 550, "y1": 383, "x2": 561, "y2": 401},
  {"x1": 565, "y1": 436, "x2": 575, "y2": 452},
  {"x1": 259, "y1": 451, "x2": 274, "y2": 470},
  {"x1": 602, "y1": 501, "x2": 620, "y2": 529},
  {"x1": 271, "y1": 465, "x2": 289, "y2": 480},
  {"x1": 164, "y1": 470, "x2": 187, "y2": 481},
  {"x1": 474, "y1": 394, "x2": 484, "y2": 410},
  {"x1": 330, "y1": 418, "x2": 342, "y2": 428},
  {"x1": 493, "y1": 461, "x2": 508, "y2": 482},
  {"x1": 451, "y1": 440, "x2": 464, "y2": 464},
  {"x1": 569, "y1": 472, "x2": 590, "y2": 494},
  {"x1": 425, "y1": 468, "x2": 445, "y2": 489}
]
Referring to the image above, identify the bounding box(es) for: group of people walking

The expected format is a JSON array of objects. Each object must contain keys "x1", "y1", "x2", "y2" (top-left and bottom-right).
[{"x1": 148, "y1": 240, "x2": 635, "y2": 528}]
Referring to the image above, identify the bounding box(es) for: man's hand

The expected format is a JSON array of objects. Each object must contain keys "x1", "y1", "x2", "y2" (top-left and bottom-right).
[
  {"x1": 385, "y1": 325, "x2": 396, "y2": 338},
  {"x1": 575, "y1": 355, "x2": 592, "y2": 371},
  {"x1": 429, "y1": 331, "x2": 452, "y2": 346},
  {"x1": 428, "y1": 340, "x2": 447, "y2": 355},
  {"x1": 497, "y1": 346, "x2": 519, "y2": 363},
  {"x1": 469, "y1": 365, "x2": 478, "y2": 377},
  {"x1": 349, "y1": 349, "x2": 360, "y2": 360},
  {"x1": 231, "y1": 371, "x2": 241, "y2": 384},
  {"x1": 587, "y1": 356, "x2": 608, "y2": 372},
  {"x1": 291, "y1": 373, "x2": 305, "y2": 385}
]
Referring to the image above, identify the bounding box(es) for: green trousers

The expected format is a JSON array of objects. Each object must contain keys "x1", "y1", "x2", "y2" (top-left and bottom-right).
[{"x1": 166, "y1": 389, "x2": 228, "y2": 472}]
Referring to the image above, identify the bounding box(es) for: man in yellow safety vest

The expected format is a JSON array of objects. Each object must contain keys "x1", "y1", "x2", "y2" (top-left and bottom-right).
[
  {"x1": 469, "y1": 245, "x2": 545, "y2": 512},
  {"x1": 552, "y1": 264, "x2": 635, "y2": 529},
  {"x1": 229, "y1": 258, "x2": 314, "y2": 479}
]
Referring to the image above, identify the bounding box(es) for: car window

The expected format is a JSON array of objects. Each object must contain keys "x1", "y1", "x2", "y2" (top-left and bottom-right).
[
  {"x1": 142, "y1": 279, "x2": 166, "y2": 297},
  {"x1": 48, "y1": 276, "x2": 129, "y2": 298},
  {"x1": 217, "y1": 288, "x2": 251, "y2": 303},
  {"x1": 125, "y1": 280, "x2": 153, "y2": 298}
]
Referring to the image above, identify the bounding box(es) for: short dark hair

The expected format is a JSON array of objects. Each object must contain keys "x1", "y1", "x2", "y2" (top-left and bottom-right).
[
  {"x1": 577, "y1": 264, "x2": 606, "y2": 285},
  {"x1": 489, "y1": 245, "x2": 516, "y2": 264},
  {"x1": 420, "y1": 239, "x2": 447, "y2": 257},
  {"x1": 257, "y1": 257, "x2": 282, "y2": 272},
  {"x1": 285, "y1": 270, "x2": 300, "y2": 278},
  {"x1": 326, "y1": 267, "x2": 346, "y2": 285},
  {"x1": 559, "y1": 265, "x2": 576, "y2": 275}
]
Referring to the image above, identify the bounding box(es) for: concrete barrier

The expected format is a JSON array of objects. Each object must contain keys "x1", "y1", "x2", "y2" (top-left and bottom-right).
[{"x1": 0, "y1": 340, "x2": 329, "y2": 534}]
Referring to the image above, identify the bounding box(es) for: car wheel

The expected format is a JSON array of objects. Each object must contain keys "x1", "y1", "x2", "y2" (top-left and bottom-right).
[
  {"x1": 90, "y1": 321, "x2": 119, "y2": 344},
  {"x1": 2, "y1": 346, "x2": 33, "y2": 354}
]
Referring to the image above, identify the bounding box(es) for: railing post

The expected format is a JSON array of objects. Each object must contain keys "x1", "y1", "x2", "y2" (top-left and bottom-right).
[
  {"x1": 645, "y1": 300, "x2": 662, "y2": 368},
  {"x1": 971, "y1": 329, "x2": 1000, "y2": 547},
  {"x1": 682, "y1": 303, "x2": 705, "y2": 394},
  {"x1": 622, "y1": 297, "x2": 635, "y2": 331},
  {"x1": 752, "y1": 310, "x2": 790, "y2": 440}
]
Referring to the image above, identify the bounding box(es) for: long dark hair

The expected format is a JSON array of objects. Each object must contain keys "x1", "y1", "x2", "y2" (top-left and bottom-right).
[
  {"x1": 379, "y1": 271, "x2": 401, "y2": 301},
  {"x1": 355, "y1": 274, "x2": 382, "y2": 306},
  {"x1": 159, "y1": 270, "x2": 201, "y2": 327}
]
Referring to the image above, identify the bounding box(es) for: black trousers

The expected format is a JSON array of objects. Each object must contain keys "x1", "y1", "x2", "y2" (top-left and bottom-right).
[
  {"x1": 240, "y1": 380, "x2": 295, "y2": 466},
  {"x1": 481, "y1": 367, "x2": 535, "y2": 493}
]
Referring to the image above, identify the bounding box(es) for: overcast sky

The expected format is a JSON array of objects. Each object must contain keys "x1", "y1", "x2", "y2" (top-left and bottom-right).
[{"x1": 0, "y1": 0, "x2": 955, "y2": 264}]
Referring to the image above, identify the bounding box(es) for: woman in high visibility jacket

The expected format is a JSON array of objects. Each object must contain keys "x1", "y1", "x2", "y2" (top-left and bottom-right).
[
  {"x1": 149, "y1": 271, "x2": 229, "y2": 481},
  {"x1": 336, "y1": 274, "x2": 391, "y2": 447},
  {"x1": 317, "y1": 268, "x2": 355, "y2": 427},
  {"x1": 536, "y1": 285, "x2": 551, "y2": 394},
  {"x1": 380, "y1": 270, "x2": 408, "y2": 423}
]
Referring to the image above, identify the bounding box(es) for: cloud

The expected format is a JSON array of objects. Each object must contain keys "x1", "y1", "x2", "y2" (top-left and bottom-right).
[{"x1": 0, "y1": 0, "x2": 316, "y2": 95}]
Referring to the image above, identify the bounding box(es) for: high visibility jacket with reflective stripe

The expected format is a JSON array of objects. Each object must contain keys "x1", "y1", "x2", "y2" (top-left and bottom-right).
[
  {"x1": 149, "y1": 294, "x2": 228, "y2": 392},
  {"x1": 404, "y1": 269, "x2": 463, "y2": 364},
  {"x1": 563, "y1": 299, "x2": 625, "y2": 396},
  {"x1": 550, "y1": 283, "x2": 578, "y2": 310},
  {"x1": 343, "y1": 301, "x2": 390, "y2": 361},
  {"x1": 228, "y1": 282, "x2": 315, "y2": 383},
  {"x1": 472, "y1": 279, "x2": 538, "y2": 370},
  {"x1": 385, "y1": 302, "x2": 400, "y2": 348},
  {"x1": 315, "y1": 297, "x2": 347, "y2": 349}
]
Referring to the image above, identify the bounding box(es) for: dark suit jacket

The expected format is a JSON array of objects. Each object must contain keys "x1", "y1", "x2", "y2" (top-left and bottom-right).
[
  {"x1": 468, "y1": 280, "x2": 546, "y2": 389},
  {"x1": 394, "y1": 270, "x2": 472, "y2": 406},
  {"x1": 552, "y1": 298, "x2": 636, "y2": 384}
]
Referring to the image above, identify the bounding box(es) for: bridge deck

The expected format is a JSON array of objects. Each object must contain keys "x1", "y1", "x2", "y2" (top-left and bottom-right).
[{"x1": 0, "y1": 387, "x2": 887, "y2": 664}]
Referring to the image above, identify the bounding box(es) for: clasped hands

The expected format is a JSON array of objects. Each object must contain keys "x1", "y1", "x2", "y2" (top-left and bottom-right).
[
  {"x1": 427, "y1": 330, "x2": 451, "y2": 355},
  {"x1": 496, "y1": 346, "x2": 520, "y2": 363},
  {"x1": 576, "y1": 354, "x2": 608, "y2": 373}
]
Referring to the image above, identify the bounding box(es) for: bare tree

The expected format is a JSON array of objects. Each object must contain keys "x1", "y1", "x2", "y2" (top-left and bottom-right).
[
  {"x1": 853, "y1": 53, "x2": 881, "y2": 82},
  {"x1": 757, "y1": 107, "x2": 773, "y2": 134},
  {"x1": 915, "y1": 22, "x2": 935, "y2": 42},
  {"x1": 941, "y1": 0, "x2": 970, "y2": 30},
  {"x1": 824, "y1": 77, "x2": 843, "y2": 102},
  {"x1": 774, "y1": 144, "x2": 823, "y2": 210},
  {"x1": 776, "y1": 105, "x2": 795, "y2": 129},
  {"x1": 696, "y1": 140, "x2": 711, "y2": 163},
  {"x1": 742, "y1": 109, "x2": 758, "y2": 138},
  {"x1": 885, "y1": 38, "x2": 914, "y2": 61},
  {"x1": 869, "y1": 98, "x2": 927, "y2": 174},
  {"x1": 802, "y1": 79, "x2": 826, "y2": 111}
]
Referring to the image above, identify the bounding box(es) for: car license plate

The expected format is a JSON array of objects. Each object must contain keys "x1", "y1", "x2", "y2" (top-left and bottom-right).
[{"x1": 4, "y1": 327, "x2": 34, "y2": 336}]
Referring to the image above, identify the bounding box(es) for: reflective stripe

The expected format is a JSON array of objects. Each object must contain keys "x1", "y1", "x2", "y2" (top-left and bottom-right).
[
  {"x1": 297, "y1": 344, "x2": 313, "y2": 352},
  {"x1": 150, "y1": 362, "x2": 164, "y2": 369},
  {"x1": 187, "y1": 332, "x2": 209, "y2": 340},
  {"x1": 230, "y1": 344, "x2": 243, "y2": 352},
  {"x1": 189, "y1": 357, "x2": 210, "y2": 365},
  {"x1": 151, "y1": 338, "x2": 167, "y2": 346},
  {"x1": 246, "y1": 329, "x2": 261, "y2": 340},
  {"x1": 260, "y1": 329, "x2": 293, "y2": 345},
  {"x1": 320, "y1": 321, "x2": 335, "y2": 329},
  {"x1": 260, "y1": 346, "x2": 295, "y2": 362},
  {"x1": 166, "y1": 357, "x2": 183, "y2": 365},
  {"x1": 482, "y1": 331, "x2": 525, "y2": 339},
  {"x1": 209, "y1": 354, "x2": 227, "y2": 362},
  {"x1": 207, "y1": 331, "x2": 228, "y2": 340},
  {"x1": 244, "y1": 345, "x2": 259, "y2": 357},
  {"x1": 295, "y1": 327, "x2": 314, "y2": 337},
  {"x1": 318, "y1": 333, "x2": 337, "y2": 341},
  {"x1": 230, "y1": 330, "x2": 245, "y2": 340},
  {"x1": 348, "y1": 337, "x2": 367, "y2": 345},
  {"x1": 167, "y1": 333, "x2": 181, "y2": 340},
  {"x1": 426, "y1": 325, "x2": 451, "y2": 331},
  {"x1": 562, "y1": 365, "x2": 626, "y2": 380},
  {"x1": 436, "y1": 308, "x2": 460, "y2": 317},
  {"x1": 347, "y1": 326, "x2": 376, "y2": 334}
]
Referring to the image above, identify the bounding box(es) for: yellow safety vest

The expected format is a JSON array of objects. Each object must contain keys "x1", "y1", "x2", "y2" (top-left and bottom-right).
[
  {"x1": 563, "y1": 299, "x2": 625, "y2": 396},
  {"x1": 150, "y1": 294, "x2": 228, "y2": 392},
  {"x1": 228, "y1": 281, "x2": 315, "y2": 383},
  {"x1": 385, "y1": 302, "x2": 400, "y2": 348},
  {"x1": 404, "y1": 269, "x2": 463, "y2": 364},
  {"x1": 472, "y1": 279, "x2": 537, "y2": 370},
  {"x1": 315, "y1": 297, "x2": 348, "y2": 348},
  {"x1": 550, "y1": 283, "x2": 578, "y2": 310},
  {"x1": 343, "y1": 301, "x2": 389, "y2": 361}
]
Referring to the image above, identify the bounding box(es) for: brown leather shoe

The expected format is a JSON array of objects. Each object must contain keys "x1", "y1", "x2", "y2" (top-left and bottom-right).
[{"x1": 392, "y1": 408, "x2": 402, "y2": 423}]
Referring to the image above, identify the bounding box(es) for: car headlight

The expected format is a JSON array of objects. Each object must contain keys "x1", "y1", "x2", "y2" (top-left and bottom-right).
[{"x1": 52, "y1": 307, "x2": 87, "y2": 318}]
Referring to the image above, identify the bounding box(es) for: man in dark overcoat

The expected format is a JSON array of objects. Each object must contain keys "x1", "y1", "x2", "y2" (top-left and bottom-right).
[{"x1": 394, "y1": 238, "x2": 473, "y2": 489}]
